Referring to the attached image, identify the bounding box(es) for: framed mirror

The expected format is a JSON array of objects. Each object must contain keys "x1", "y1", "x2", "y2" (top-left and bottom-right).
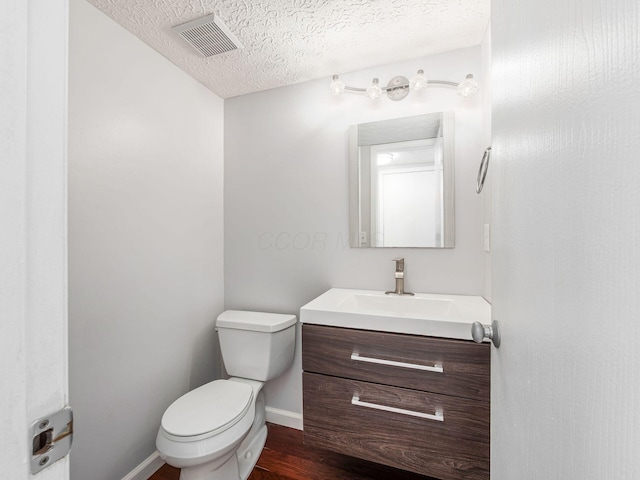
[{"x1": 349, "y1": 112, "x2": 455, "y2": 248}]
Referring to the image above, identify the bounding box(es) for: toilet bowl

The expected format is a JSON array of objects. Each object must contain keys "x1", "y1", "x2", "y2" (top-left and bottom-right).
[{"x1": 156, "y1": 310, "x2": 296, "y2": 480}]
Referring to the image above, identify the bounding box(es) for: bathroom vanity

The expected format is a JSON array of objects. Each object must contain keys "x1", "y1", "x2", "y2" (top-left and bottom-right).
[{"x1": 300, "y1": 289, "x2": 491, "y2": 480}]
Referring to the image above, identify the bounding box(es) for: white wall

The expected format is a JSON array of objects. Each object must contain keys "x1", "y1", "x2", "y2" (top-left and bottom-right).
[
  {"x1": 1, "y1": 1, "x2": 69, "y2": 479},
  {"x1": 68, "y1": 1, "x2": 224, "y2": 479},
  {"x1": 491, "y1": 0, "x2": 640, "y2": 477},
  {"x1": 225, "y1": 47, "x2": 485, "y2": 416},
  {"x1": 480, "y1": 24, "x2": 492, "y2": 302}
]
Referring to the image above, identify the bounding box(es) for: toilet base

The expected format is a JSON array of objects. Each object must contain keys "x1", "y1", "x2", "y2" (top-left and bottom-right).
[
  {"x1": 237, "y1": 424, "x2": 267, "y2": 480},
  {"x1": 177, "y1": 423, "x2": 267, "y2": 480},
  {"x1": 235, "y1": 383, "x2": 267, "y2": 480},
  {"x1": 179, "y1": 452, "x2": 239, "y2": 480}
]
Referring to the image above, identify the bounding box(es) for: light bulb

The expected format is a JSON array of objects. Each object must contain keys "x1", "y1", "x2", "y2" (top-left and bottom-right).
[
  {"x1": 410, "y1": 69, "x2": 428, "y2": 91},
  {"x1": 457, "y1": 74, "x2": 479, "y2": 97},
  {"x1": 366, "y1": 78, "x2": 382, "y2": 100},
  {"x1": 329, "y1": 74, "x2": 345, "y2": 95}
]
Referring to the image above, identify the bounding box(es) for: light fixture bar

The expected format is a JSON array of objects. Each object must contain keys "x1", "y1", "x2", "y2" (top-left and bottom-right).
[
  {"x1": 330, "y1": 72, "x2": 478, "y2": 101},
  {"x1": 342, "y1": 80, "x2": 462, "y2": 93},
  {"x1": 426, "y1": 80, "x2": 460, "y2": 87}
]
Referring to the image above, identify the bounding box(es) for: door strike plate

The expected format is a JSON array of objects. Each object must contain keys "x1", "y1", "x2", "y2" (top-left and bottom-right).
[{"x1": 30, "y1": 406, "x2": 73, "y2": 474}]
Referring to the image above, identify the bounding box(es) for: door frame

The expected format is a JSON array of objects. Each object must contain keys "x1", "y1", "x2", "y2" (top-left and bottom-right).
[{"x1": 1, "y1": 0, "x2": 69, "y2": 478}]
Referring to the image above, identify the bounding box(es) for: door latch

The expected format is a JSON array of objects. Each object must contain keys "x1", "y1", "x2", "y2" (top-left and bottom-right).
[{"x1": 30, "y1": 406, "x2": 73, "y2": 474}]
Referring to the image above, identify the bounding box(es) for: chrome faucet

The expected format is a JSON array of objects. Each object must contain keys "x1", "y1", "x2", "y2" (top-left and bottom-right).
[{"x1": 385, "y1": 257, "x2": 414, "y2": 296}]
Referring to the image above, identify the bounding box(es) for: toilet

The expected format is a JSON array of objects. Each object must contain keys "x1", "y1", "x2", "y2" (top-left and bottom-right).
[{"x1": 156, "y1": 310, "x2": 297, "y2": 480}]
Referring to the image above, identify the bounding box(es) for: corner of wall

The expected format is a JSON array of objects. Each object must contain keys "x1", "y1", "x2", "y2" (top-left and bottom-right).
[{"x1": 480, "y1": 21, "x2": 492, "y2": 303}]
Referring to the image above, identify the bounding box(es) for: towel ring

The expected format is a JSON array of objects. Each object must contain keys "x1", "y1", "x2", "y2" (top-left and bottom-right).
[{"x1": 476, "y1": 147, "x2": 491, "y2": 194}]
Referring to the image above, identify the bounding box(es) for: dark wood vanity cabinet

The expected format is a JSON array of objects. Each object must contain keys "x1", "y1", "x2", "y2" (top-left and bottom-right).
[{"x1": 302, "y1": 324, "x2": 490, "y2": 480}]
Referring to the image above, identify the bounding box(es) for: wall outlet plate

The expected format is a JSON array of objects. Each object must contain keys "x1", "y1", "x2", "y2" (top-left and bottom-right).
[{"x1": 483, "y1": 224, "x2": 491, "y2": 252}]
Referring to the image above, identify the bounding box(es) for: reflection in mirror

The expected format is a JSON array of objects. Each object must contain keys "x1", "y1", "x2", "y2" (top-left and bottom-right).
[{"x1": 349, "y1": 112, "x2": 455, "y2": 248}]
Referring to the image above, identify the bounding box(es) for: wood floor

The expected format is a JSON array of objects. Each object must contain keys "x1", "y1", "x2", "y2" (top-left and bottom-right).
[{"x1": 150, "y1": 423, "x2": 436, "y2": 480}]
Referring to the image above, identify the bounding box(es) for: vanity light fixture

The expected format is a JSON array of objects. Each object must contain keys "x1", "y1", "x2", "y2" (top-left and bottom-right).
[
  {"x1": 410, "y1": 69, "x2": 428, "y2": 91},
  {"x1": 329, "y1": 75, "x2": 345, "y2": 95},
  {"x1": 457, "y1": 74, "x2": 479, "y2": 97},
  {"x1": 366, "y1": 78, "x2": 383, "y2": 100},
  {"x1": 330, "y1": 70, "x2": 478, "y2": 101}
]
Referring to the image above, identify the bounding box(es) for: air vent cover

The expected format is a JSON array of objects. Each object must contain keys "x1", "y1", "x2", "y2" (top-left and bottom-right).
[{"x1": 173, "y1": 14, "x2": 243, "y2": 57}]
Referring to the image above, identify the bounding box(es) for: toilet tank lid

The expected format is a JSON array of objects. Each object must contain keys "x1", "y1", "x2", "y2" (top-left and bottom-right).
[{"x1": 216, "y1": 310, "x2": 297, "y2": 332}]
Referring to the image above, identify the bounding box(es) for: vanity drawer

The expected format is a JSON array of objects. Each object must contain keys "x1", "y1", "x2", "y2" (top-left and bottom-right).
[
  {"x1": 303, "y1": 372, "x2": 489, "y2": 480},
  {"x1": 302, "y1": 324, "x2": 490, "y2": 401}
]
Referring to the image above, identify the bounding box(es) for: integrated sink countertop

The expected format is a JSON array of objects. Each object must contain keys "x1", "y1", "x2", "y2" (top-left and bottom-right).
[{"x1": 300, "y1": 288, "x2": 491, "y2": 341}]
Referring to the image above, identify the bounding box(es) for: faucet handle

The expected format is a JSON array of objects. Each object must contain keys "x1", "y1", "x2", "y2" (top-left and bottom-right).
[{"x1": 392, "y1": 257, "x2": 405, "y2": 271}]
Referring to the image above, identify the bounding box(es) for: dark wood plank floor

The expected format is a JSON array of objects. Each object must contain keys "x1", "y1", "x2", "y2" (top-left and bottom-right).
[{"x1": 150, "y1": 423, "x2": 436, "y2": 480}]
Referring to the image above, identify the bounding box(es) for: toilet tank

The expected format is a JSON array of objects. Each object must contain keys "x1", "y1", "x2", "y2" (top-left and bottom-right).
[{"x1": 216, "y1": 310, "x2": 297, "y2": 382}]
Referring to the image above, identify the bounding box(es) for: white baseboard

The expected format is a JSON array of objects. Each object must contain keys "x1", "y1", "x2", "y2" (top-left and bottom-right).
[
  {"x1": 121, "y1": 450, "x2": 164, "y2": 480},
  {"x1": 265, "y1": 406, "x2": 303, "y2": 431}
]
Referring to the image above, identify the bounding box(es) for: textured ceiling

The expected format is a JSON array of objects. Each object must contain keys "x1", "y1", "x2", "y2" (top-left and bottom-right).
[{"x1": 87, "y1": 0, "x2": 490, "y2": 99}]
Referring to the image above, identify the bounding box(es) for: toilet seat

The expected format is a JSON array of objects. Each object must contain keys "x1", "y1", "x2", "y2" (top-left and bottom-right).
[{"x1": 161, "y1": 380, "x2": 253, "y2": 440}]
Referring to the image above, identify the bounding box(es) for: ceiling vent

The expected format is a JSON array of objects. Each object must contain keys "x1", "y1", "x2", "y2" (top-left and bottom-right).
[{"x1": 173, "y1": 14, "x2": 243, "y2": 57}]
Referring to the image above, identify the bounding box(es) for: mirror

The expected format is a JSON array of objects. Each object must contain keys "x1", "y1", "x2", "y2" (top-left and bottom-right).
[{"x1": 349, "y1": 112, "x2": 455, "y2": 248}]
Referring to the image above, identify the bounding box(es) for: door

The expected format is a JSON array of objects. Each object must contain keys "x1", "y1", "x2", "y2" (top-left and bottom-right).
[
  {"x1": 491, "y1": 0, "x2": 640, "y2": 478},
  {"x1": 1, "y1": 0, "x2": 69, "y2": 478}
]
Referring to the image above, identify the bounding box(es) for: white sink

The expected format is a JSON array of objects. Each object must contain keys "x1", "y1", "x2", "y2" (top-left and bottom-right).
[{"x1": 300, "y1": 288, "x2": 491, "y2": 340}]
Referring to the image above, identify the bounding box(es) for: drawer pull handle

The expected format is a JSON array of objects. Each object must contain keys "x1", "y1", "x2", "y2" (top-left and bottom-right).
[
  {"x1": 351, "y1": 395, "x2": 444, "y2": 422},
  {"x1": 350, "y1": 353, "x2": 443, "y2": 373}
]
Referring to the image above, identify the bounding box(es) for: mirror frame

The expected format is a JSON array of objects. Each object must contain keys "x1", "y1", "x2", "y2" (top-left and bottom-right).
[{"x1": 348, "y1": 112, "x2": 455, "y2": 248}]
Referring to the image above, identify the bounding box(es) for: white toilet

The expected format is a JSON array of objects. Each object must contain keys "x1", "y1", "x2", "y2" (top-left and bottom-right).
[{"x1": 156, "y1": 310, "x2": 297, "y2": 480}]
